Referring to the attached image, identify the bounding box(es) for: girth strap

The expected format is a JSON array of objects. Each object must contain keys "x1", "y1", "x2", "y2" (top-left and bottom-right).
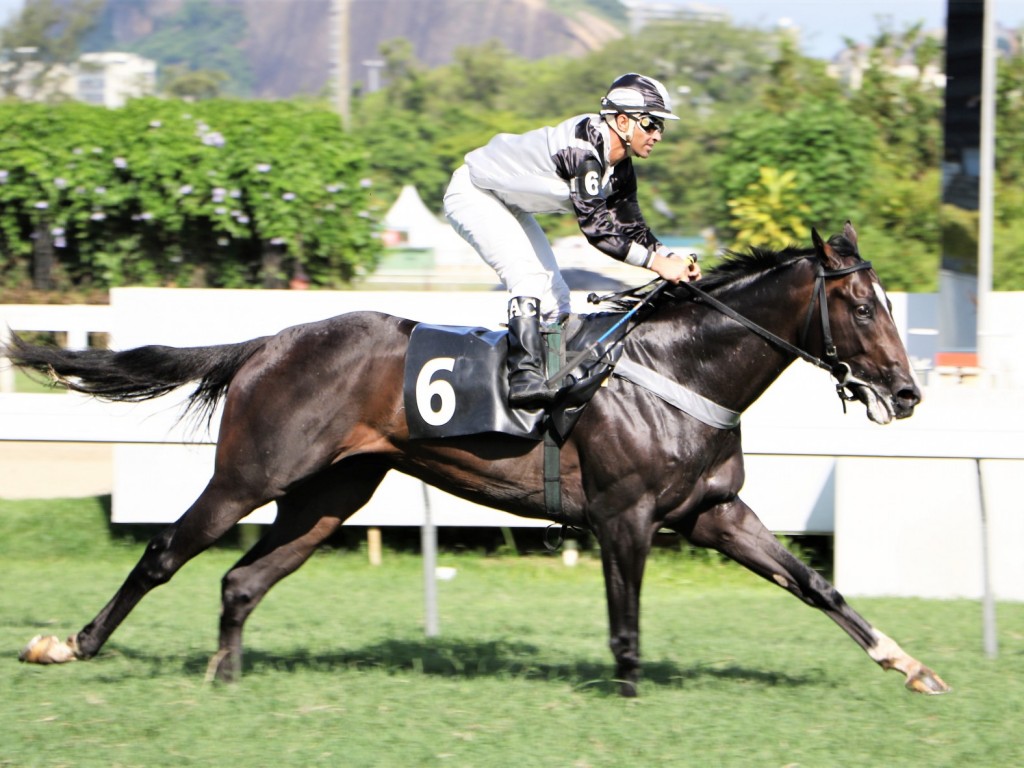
[
  {"x1": 543, "y1": 323, "x2": 564, "y2": 517},
  {"x1": 543, "y1": 430, "x2": 562, "y2": 517}
]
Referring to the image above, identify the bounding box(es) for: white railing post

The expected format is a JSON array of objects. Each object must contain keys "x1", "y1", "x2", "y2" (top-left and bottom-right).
[{"x1": 66, "y1": 328, "x2": 89, "y2": 351}]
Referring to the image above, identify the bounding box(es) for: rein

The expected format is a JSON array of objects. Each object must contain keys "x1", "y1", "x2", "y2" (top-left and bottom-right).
[
  {"x1": 545, "y1": 279, "x2": 668, "y2": 387},
  {"x1": 676, "y1": 260, "x2": 875, "y2": 409},
  {"x1": 543, "y1": 258, "x2": 876, "y2": 410}
]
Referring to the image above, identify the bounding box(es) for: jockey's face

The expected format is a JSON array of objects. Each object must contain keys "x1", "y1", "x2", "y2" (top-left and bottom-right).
[{"x1": 616, "y1": 113, "x2": 661, "y2": 160}]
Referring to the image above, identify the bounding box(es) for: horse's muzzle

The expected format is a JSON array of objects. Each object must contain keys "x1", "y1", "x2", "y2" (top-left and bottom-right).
[
  {"x1": 892, "y1": 383, "x2": 921, "y2": 420},
  {"x1": 849, "y1": 379, "x2": 919, "y2": 424}
]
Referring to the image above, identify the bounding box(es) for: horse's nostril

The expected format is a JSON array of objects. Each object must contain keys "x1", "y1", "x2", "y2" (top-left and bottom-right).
[{"x1": 897, "y1": 387, "x2": 921, "y2": 407}]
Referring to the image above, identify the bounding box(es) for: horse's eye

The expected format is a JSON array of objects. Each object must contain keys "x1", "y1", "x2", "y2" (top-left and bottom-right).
[{"x1": 856, "y1": 304, "x2": 873, "y2": 320}]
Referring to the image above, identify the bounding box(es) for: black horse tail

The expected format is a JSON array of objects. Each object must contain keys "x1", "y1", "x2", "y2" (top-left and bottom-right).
[{"x1": 4, "y1": 332, "x2": 269, "y2": 423}]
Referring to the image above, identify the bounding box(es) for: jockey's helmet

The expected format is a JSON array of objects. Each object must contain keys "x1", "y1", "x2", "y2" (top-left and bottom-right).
[{"x1": 600, "y1": 73, "x2": 680, "y2": 121}]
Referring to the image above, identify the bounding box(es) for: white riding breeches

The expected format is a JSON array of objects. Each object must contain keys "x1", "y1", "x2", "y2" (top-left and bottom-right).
[{"x1": 444, "y1": 165, "x2": 571, "y2": 320}]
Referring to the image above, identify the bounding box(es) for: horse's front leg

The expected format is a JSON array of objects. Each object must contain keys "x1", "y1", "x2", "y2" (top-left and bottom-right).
[
  {"x1": 676, "y1": 498, "x2": 950, "y2": 694},
  {"x1": 596, "y1": 516, "x2": 654, "y2": 697}
]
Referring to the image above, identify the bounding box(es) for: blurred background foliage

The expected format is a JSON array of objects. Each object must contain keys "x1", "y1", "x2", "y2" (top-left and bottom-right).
[
  {"x1": 2, "y1": 1, "x2": 1024, "y2": 293},
  {"x1": 0, "y1": 99, "x2": 375, "y2": 290}
]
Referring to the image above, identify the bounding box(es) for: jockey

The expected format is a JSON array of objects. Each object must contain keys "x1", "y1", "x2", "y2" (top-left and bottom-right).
[{"x1": 444, "y1": 72, "x2": 702, "y2": 408}]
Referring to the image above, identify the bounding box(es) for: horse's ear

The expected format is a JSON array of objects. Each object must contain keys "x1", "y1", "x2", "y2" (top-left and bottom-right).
[
  {"x1": 844, "y1": 220, "x2": 859, "y2": 250},
  {"x1": 812, "y1": 227, "x2": 825, "y2": 252},
  {"x1": 812, "y1": 226, "x2": 842, "y2": 269}
]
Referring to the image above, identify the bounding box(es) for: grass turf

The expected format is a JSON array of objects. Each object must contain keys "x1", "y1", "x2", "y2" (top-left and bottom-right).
[{"x1": 1, "y1": 497, "x2": 1021, "y2": 767}]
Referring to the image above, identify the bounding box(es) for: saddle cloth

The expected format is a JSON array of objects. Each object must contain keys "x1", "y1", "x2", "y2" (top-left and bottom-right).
[{"x1": 403, "y1": 315, "x2": 624, "y2": 442}]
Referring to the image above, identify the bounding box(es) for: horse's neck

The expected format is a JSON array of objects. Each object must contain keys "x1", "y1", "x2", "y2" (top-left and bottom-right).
[{"x1": 637, "y1": 278, "x2": 812, "y2": 413}]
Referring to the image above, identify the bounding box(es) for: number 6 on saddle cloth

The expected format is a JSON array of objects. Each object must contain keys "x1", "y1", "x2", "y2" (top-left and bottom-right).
[{"x1": 402, "y1": 316, "x2": 625, "y2": 443}]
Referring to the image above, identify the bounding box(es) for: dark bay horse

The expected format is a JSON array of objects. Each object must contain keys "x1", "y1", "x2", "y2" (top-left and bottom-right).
[{"x1": 9, "y1": 222, "x2": 949, "y2": 696}]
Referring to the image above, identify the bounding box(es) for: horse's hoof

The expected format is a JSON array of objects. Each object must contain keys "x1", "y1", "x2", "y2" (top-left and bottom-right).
[
  {"x1": 18, "y1": 634, "x2": 79, "y2": 665},
  {"x1": 203, "y1": 648, "x2": 239, "y2": 683},
  {"x1": 905, "y1": 665, "x2": 951, "y2": 695}
]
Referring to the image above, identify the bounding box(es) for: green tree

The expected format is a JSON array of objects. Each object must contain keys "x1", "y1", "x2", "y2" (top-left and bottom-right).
[
  {"x1": 714, "y1": 99, "x2": 877, "y2": 246},
  {"x1": 995, "y1": 50, "x2": 1024, "y2": 189},
  {"x1": 447, "y1": 42, "x2": 520, "y2": 110},
  {"x1": 727, "y1": 167, "x2": 812, "y2": 249},
  {"x1": 759, "y1": 37, "x2": 842, "y2": 113},
  {"x1": 847, "y1": 23, "x2": 944, "y2": 176},
  {"x1": 623, "y1": 19, "x2": 778, "y2": 107},
  {"x1": 161, "y1": 65, "x2": 229, "y2": 101},
  {"x1": 832, "y1": 25, "x2": 945, "y2": 290},
  {"x1": 129, "y1": 0, "x2": 252, "y2": 97},
  {"x1": 376, "y1": 38, "x2": 428, "y2": 113}
]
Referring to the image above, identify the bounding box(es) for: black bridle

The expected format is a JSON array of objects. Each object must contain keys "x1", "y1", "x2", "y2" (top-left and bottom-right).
[
  {"x1": 559, "y1": 259, "x2": 877, "y2": 410},
  {"x1": 677, "y1": 260, "x2": 876, "y2": 409}
]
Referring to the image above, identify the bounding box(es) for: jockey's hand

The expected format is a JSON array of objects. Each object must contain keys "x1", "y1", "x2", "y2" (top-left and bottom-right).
[{"x1": 651, "y1": 252, "x2": 701, "y2": 283}]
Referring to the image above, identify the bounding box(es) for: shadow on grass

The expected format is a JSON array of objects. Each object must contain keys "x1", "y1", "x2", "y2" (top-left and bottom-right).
[{"x1": 139, "y1": 637, "x2": 823, "y2": 693}]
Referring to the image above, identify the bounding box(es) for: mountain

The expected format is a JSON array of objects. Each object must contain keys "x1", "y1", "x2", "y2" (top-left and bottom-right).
[{"x1": 85, "y1": 0, "x2": 625, "y2": 98}]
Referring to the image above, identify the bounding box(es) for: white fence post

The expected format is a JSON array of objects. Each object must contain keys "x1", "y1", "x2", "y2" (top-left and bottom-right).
[{"x1": 67, "y1": 328, "x2": 89, "y2": 351}]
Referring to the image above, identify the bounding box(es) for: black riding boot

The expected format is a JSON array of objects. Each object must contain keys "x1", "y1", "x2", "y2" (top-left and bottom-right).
[{"x1": 506, "y1": 296, "x2": 556, "y2": 408}]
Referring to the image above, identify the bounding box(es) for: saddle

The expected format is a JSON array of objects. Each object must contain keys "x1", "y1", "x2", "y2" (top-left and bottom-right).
[{"x1": 403, "y1": 313, "x2": 626, "y2": 443}]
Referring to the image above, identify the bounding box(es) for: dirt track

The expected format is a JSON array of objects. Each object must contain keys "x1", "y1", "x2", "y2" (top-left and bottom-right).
[{"x1": 0, "y1": 443, "x2": 113, "y2": 499}]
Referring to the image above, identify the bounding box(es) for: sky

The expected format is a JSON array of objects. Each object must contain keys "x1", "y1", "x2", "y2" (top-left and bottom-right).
[
  {"x1": 703, "y1": 0, "x2": 947, "y2": 58},
  {"x1": 0, "y1": 0, "x2": 18, "y2": 24},
  {"x1": 1, "y1": 0, "x2": 1023, "y2": 61},
  {"x1": 701, "y1": 0, "x2": 1024, "y2": 59}
]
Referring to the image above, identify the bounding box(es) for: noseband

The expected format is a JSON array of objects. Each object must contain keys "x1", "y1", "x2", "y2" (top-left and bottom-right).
[{"x1": 680, "y1": 260, "x2": 876, "y2": 410}]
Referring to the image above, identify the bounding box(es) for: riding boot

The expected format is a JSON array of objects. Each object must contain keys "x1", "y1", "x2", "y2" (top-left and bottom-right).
[{"x1": 506, "y1": 297, "x2": 556, "y2": 408}]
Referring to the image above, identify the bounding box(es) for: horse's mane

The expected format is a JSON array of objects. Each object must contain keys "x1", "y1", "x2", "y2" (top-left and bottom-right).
[
  {"x1": 686, "y1": 244, "x2": 811, "y2": 293},
  {"x1": 604, "y1": 233, "x2": 860, "y2": 312}
]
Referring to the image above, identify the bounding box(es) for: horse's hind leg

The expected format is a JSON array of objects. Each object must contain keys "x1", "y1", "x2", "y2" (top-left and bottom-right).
[
  {"x1": 209, "y1": 458, "x2": 388, "y2": 682},
  {"x1": 21, "y1": 475, "x2": 267, "y2": 665},
  {"x1": 675, "y1": 498, "x2": 950, "y2": 694}
]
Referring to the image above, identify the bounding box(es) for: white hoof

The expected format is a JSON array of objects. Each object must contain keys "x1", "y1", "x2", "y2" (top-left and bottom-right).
[{"x1": 18, "y1": 634, "x2": 78, "y2": 664}]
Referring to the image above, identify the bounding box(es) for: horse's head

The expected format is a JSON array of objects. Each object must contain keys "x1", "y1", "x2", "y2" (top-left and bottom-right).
[{"x1": 809, "y1": 221, "x2": 921, "y2": 424}]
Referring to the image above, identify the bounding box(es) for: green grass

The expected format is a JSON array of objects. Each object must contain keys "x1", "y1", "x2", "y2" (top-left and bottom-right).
[{"x1": 1, "y1": 498, "x2": 1022, "y2": 767}]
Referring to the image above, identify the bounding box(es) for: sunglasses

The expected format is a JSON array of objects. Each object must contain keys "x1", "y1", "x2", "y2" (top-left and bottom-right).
[{"x1": 634, "y1": 114, "x2": 665, "y2": 134}]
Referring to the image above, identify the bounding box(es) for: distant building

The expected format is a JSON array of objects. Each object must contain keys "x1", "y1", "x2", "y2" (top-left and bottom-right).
[
  {"x1": 76, "y1": 52, "x2": 157, "y2": 108},
  {"x1": 0, "y1": 50, "x2": 156, "y2": 106},
  {"x1": 827, "y1": 36, "x2": 947, "y2": 91},
  {"x1": 0, "y1": 57, "x2": 76, "y2": 102},
  {"x1": 827, "y1": 25, "x2": 1019, "y2": 92}
]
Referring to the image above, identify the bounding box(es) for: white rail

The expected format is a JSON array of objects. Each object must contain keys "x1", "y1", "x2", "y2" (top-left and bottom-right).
[{"x1": 0, "y1": 304, "x2": 113, "y2": 392}]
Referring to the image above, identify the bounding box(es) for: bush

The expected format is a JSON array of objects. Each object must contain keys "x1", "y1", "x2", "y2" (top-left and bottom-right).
[{"x1": 0, "y1": 98, "x2": 380, "y2": 291}]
